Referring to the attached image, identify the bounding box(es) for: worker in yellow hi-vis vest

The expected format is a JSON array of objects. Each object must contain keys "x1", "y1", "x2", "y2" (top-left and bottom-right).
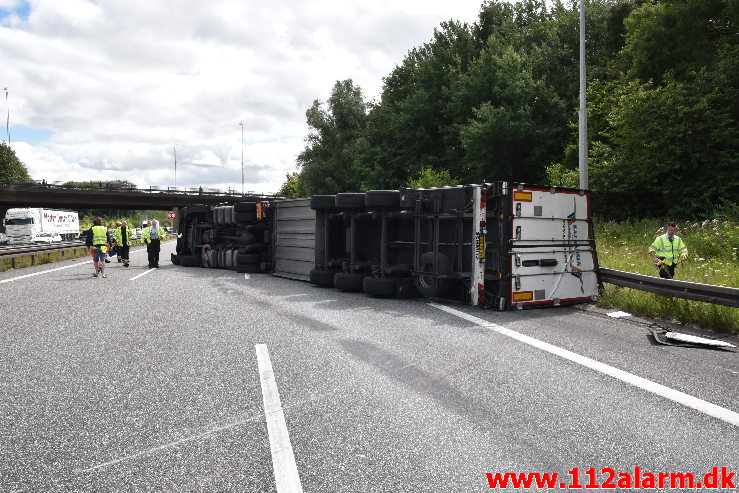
[
  {"x1": 648, "y1": 222, "x2": 688, "y2": 279},
  {"x1": 89, "y1": 217, "x2": 109, "y2": 278}
]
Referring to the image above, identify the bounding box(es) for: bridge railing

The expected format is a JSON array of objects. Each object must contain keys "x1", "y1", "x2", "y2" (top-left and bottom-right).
[{"x1": 0, "y1": 180, "x2": 276, "y2": 199}]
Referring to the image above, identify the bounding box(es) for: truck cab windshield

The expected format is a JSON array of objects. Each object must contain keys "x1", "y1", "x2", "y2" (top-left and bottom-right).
[{"x1": 5, "y1": 218, "x2": 33, "y2": 225}]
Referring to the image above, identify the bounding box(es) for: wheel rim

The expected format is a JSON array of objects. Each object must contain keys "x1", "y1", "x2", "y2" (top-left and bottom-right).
[{"x1": 419, "y1": 262, "x2": 435, "y2": 289}]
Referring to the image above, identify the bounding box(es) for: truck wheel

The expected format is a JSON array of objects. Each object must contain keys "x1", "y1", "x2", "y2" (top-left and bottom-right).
[
  {"x1": 365, "y1": 190, "x2": 400, "y2": 208},
  {"x1": 246, "y1": 223, "x2": 267, "y2": 233},
  {"x1": 309, "y1": 269, "x2": 337, "y2": 287},
  {"x1": 179, "y1": 255, "x2": 200, "y2": 267},
  {"x1": 236, "y1": 253, "x2": 261, "y2": 265},
  {"x1": 310, "y1": 195, "x2": 336, "y2": 210},
  {"x1": 171, "y1": 253, "x2": 180, "y2": 265},
  {"x1": 335, "y1": 193, "x2": 366, "y2": 208},
  {"x1": 236, "y1": 263, "x2": 260, "y2": 273},
  {"x1": 234, "y1": 211, "x2": 256, "y2": 224},
  {"x1": 417, "y1": 252, "x2": 452, "y2": 298},
  {"x1": 234, "y1": 202, "x2": 257, "y2": 213},
  {"x1": 363, "y1": 276, "x2": 399, "y2": 297},
  {"x1": 244, "y1": 242, "x2": 267, "y2": 253},
  {"x1": 334, "y1": 272, "x2": 365, "y2": 291}
]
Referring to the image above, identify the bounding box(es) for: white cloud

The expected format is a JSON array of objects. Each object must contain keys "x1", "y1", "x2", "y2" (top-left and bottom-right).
[{"x1": 2, "y1": 0, "x2": 483, "y2": 194}]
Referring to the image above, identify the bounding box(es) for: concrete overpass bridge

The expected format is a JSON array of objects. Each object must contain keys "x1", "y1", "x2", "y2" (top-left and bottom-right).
[{"x1": 0, "y1": 182, "x2": 276, "y2": 232}]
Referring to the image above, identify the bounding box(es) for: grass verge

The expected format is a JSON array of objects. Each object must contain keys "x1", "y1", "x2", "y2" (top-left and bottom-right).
[{"x1": 595, "y1": 218, "x2": 738, "y2": 332}]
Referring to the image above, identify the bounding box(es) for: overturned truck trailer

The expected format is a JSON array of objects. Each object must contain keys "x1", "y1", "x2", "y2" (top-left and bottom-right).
[{"x1": 172, "y1": 183, "x2": 602, "y2": 310}]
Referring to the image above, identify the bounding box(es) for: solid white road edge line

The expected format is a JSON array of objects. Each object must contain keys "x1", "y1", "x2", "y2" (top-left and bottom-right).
[
  {"x1": 0, "y1": 246, "x2": 151, "y2": 284},
  {"x1": 429, "y1": 302, "x2": 739, "y2": 428},
  {"x1": 0, "y1": 260, "x2": 91, "y2": 283},
  {"x1": 129, "y1": 268, "x2": 156, "y2": 281},
  {"x1": 255, "y1": 344, "x2": 303, "y2": 493}
]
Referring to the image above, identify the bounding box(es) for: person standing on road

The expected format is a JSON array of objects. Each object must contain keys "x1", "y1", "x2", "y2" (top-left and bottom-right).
[
  {"x1": 649, "y1": 222, "x2": 688, "y2": 279},
  {"x1": 90, "y1": 217, "x2": 109, "y2": 278},
  {"x1": 113, "y1": 220, "x2": 133, "y2": 267},
  {"x1": 142, "y1": 219, "x2": 163, "y2": 268},
  {"x1": 113, "y1": 221, "x2": 123, "y2": 262}
]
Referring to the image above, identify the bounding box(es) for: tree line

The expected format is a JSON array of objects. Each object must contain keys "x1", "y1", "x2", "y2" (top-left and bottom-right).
[{"x1": 281, "y1": 0, "x2": 738, "y2": 220}]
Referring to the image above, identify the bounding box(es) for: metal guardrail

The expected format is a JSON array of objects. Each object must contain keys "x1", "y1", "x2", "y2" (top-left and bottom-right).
[{"x1": 598, "y1": 268, "x2": 739, "y2": 308}]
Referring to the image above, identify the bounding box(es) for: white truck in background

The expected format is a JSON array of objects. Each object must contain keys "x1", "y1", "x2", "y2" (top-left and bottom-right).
[{"x1": 3, "y1": 208, "x2": 80, "y2": 244}]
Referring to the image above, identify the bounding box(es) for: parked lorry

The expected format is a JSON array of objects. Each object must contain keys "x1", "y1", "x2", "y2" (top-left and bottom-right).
[
  {"x1": 3, "y1": 208, "x2": 80, "y2": 244},
  {"x1": 172, "y1": 182, "x2": 602, "y2": 310}
]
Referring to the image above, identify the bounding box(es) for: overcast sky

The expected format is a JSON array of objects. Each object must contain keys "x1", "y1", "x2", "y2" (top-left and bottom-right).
[{"x1": 0, "y1": 0, "x2": 484, "y2": 194}]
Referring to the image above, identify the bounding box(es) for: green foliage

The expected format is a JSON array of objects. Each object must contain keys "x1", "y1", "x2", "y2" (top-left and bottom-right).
[
  {"x1": 276, "y1": 172, "x2": 307, "y2": 198},
  {"x1": 0, "y1": 142, "x2": 31, "y2": 182},
  {"x1": 298, "y1": 80, "x2": 371, "y2": 195},
  {"x1": 595, "y1": 217, "x2": 738, "y2": 331},
  {"x1": 406, "y1": 167, "x2": 459, "y2": 188},
  {"x1": 294, "y1": 0, "x2": 737, "y2": 221}
]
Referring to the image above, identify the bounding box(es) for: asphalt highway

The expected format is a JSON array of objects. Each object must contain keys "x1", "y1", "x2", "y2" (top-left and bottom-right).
[{"x1": 2, "y1": 242, "x2": 738, "y2": 492}]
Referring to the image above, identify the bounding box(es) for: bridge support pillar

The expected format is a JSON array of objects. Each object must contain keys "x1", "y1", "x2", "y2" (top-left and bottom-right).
[
  {"x1": 173, "y1": 206, "x2": 181, "y2": 233},
  {"x1": 0, "y1": 205, "x2": 8, "y2": 234}
]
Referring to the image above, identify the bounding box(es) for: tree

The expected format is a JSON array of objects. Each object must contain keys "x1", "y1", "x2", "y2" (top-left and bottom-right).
[
  {"x1": 406, "y1": 166, "x2": 459, "y2": 188},
  {"x1": 276, "y1": 172, "x2": 306, "y2": 198},
  {"x1": 298, "y1": 79, "x2": 370, "y2": 195},
  {"x1": 0, "y1": 142, "x2": 31, "y2": 183}
]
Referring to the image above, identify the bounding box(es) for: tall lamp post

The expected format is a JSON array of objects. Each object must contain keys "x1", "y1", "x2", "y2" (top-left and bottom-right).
[
  {"x1": 239, "y1": 122, "x2": 244, "y2": 195},
  {"x1": 173, "y1": 144, "x2": 177, "y2": 189},
  {"x1": 578, "y1": 0, "x2": 588, "y2": 190}
]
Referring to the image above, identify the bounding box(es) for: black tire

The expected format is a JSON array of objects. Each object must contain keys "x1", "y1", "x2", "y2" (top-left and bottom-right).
[
  {"x1": 234, "y1": 211, "x2": 256, "y2": 224},
  {"x1": 363, "y1": 276, "x2": 399, "y2": 297},
  {"x1": 309, "y1": 269, "x2": 337, "y2": 286},
  {"x1": 365, "y1": 190, "x2": 400, "y2": 208},
  {"x1": 244, "y1": 242, "x2": 267, "y2": 253},
  {"x1": 335, "y1": 193, "x2": 366, "y2": 208},
  {"x1": 182, "y1": 205, "x2": 209, "y2": 217},
  {"x1": 236, "y1": 253, "x2": 261, "y2": 265},
  {"x1": 236, "y1": 263, "x2": 261, "y2": 273},
  {"x1": 416, "y1": 252, "x2": 452, "y2": 298},
  {"x1": 334, "y1": 272, "x2": 365, "y2": 291},
  {"x1": 311, "y1": 195, "x2": 336, "y2": 210},
  {"x1": 180, "y1": 255, "x2": 200, "y2": 267},
  {"x1": 246, "y1": 222, "x2": 267, "y2": 233},
  {"x1": 234, "y1": 202, "x2": 258, "y2": 213},
  {"x1": 389, "y1": 263, "x2": 412, "y2": 276},
  {"x1": 171, "y1": 253, "x2": 180, "y2": 265}
]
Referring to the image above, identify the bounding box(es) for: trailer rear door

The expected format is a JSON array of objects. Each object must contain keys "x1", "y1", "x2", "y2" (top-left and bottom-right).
[{"x1": 508, "y1": 186, "x2": 599, "y2": 308}]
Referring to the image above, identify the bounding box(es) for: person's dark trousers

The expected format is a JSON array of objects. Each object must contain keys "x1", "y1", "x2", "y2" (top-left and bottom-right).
[
  {"x1": 119, "y1": 245, "x2": 130, "y2": 263},
  {"x1": 659, "y1": 263, "x2": 676, "y2": 279},
  {"x1": 148, "y1": 238, "x2": 161, "y2": 267}
]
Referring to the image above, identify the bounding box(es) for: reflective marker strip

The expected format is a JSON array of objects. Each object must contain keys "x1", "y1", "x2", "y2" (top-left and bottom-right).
[
  {"x1": 255, "y1": 344, "x2": 303, "y2": 493},
  {"x1": 429, "y1": 303, "x2": 739, "y2": 428},
  {"x1": 513, "y1": 191, "x2": 533, "y2": 201}
]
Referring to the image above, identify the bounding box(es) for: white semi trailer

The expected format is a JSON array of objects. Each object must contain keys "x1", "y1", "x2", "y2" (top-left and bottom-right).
[{"x1": 3, "y1": 208, "x2": 80, "y2": 244}]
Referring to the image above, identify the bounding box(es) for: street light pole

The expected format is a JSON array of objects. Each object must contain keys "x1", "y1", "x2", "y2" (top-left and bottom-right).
[
  {"x1": 578, "y1": 0, "x2": 588, "y2": 190},
  {"x1": 239, "y1": 122, "x2": 244, "y2": 195},
  {"x1": 3, "y1": 87, "x2": 9, "y2": 144},
  {"x1": 173, "y1": 144, "x2": 177, "y2": 189}
]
